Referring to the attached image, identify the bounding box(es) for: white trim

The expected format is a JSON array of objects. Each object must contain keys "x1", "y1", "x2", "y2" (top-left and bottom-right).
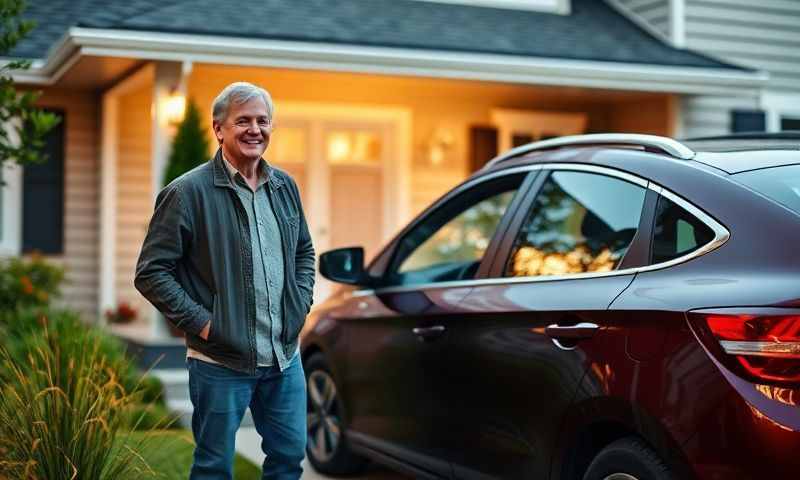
[
  {"x1": 669, "y1": 0, "x2": 686, "y2": 49},
  {"x1": 761, "y1": 92, "x2": 800, "y2": 133},
  {"x1": 98, "y1": 63, "x2": 154, "y2": 321},
  {"x1": 0, "y1": 161, "x2": 22, "y2": 256},
  {"x1": 10, "y1": 26, "x2": 767, "y2": 96},
  {"x1": 413, "y1": 0, "x2": 570, "y2": 14},
  {"x1": 276, "y1": 102, "x2": 413, "y2": 237},
  {"x1": 605, "y1": 0, "x2": 673, "y2": 46}
]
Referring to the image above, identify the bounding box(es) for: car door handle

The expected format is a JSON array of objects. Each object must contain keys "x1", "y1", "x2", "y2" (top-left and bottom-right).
[
  {"x1": 412, "y1": 325, "x2": 446, "y2": 340},
  {"x1": 544, "y1": 322, "x2": 599, "y2": 340}
]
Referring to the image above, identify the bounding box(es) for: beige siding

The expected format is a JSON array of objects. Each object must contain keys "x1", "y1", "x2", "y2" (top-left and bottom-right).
[
  {"x1": 35, "y1": 89, "x2": 100, "y2": 320},
  {"x1": 686, "y1": 0, "x2": 800, "y2": 94},
  {"x1": 115, "y1": 86, "x2": 152, "y2": 315},
  {"x1": 612, "y1": 0, "x2": 671, "y2": 39}
]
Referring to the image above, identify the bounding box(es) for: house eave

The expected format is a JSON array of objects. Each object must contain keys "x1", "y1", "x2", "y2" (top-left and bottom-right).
[{"x1": 11, "y1": 26, "x2": 768, "y2": 96}]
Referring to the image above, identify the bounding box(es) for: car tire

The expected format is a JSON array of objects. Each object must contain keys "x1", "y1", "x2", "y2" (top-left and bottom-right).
[
  {"x1": 304, "y1": 352, "x2": 367, "y2": 476},
  {"x1": 582, "y1": 436, "x2": 676, "y2": 480}
]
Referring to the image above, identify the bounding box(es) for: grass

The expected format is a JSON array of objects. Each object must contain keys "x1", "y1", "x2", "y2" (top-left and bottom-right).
[{"x1": 129, "y1": 429, "x2": 262, "y2": 479}]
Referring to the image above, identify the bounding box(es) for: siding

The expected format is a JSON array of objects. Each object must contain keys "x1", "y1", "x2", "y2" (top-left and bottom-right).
[
  {"x1": 115, "y1": 86, "x2": 152, "y2": 315},
  {"x1": 681, "y1": 94, "x2": 759, "y2": 137},
  {"x1": 685, "y1": 0, "x2": 800, "y2": 94},
  {"x1": 612, "y1": 0, "x2": 671, "y2": 40},
  {"x1": 35, "y1": 89, "x2": 100, "y2": 320}
]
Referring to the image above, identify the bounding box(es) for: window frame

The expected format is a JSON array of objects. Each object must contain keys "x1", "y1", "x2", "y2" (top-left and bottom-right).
[
  {"x1": 491, "y1": 167, "x2": 651, "y2": 279},
  {"x1": 0, "y1": 162, "x2": 23, "y2": 256},
  {"x1": 488, "y1": 164, "x2": 730, "y2": 282},
  {"x1": 364, "y1": 167, "x2": 538, "y2": 291}
]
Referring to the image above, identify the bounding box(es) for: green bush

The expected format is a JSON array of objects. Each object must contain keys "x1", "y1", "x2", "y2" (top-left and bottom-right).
[
  {"x1": 0, "y1": 323, "x2": 154, "y2": 479},
  {"x1": 0, "y1": 255, "x2": 64, "y2": 311}
]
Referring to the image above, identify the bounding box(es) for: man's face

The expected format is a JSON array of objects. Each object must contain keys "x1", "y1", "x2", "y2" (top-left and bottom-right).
[{"x1": 213, "y1": 96, "x2": 272, "y2": 164}]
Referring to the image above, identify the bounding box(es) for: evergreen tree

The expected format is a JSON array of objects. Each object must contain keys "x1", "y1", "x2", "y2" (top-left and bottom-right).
[{"x1": 162, "y1": 99, "x2": 210, "y2": 186}]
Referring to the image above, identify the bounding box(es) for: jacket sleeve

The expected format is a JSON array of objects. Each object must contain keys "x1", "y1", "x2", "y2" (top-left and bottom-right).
[
  {"x1": 134, "y1": 184, "x2": 211, "y2": 336},
  {"x1": 290, "y1": 179, "x2": 316, "y2": 312}
]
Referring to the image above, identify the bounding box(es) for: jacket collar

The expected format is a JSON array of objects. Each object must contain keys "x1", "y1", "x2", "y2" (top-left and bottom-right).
[{"x1": 212, "y1": 148, "x2": 283, "y2": 190}]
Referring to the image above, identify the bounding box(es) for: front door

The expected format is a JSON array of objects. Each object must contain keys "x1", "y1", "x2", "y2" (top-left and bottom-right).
[{"x1": 269, "y1": 110, "x2": 400, "y2": 302}]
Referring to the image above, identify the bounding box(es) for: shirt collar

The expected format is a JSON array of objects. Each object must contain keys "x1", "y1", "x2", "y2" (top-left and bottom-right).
[{"x1": 222, "y1": 153, "x2": 270, "y2": 188}]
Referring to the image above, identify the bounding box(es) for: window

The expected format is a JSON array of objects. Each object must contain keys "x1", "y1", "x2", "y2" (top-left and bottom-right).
[
  {"x1": 651, "y1": 195, "x2": 715, "y2": 264},
  {"x1": 781, "y1": 116, "x2": 800, "y2": 131},
  {"x1": 385, "y1": 173, "x2": 524, "y2": 286},
  {"x1": 22, "y1": 111, "x2": 64, "y2": 254},
  {"x1": 733, "y1": 164, "x2": 800, "y2": 216},
  {"x1": 505, "y1": 171, "x2": 646, "y2": 277}
]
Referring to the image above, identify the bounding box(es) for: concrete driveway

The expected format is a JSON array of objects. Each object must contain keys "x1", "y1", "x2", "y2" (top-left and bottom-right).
[{"x1": 236, "y1": 427, "x2": 408, "y2": 479}]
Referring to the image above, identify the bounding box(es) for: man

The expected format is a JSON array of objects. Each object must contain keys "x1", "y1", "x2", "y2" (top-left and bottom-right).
[{"x1": 135, "y1": 81, "x2": 315, "y2": 480}]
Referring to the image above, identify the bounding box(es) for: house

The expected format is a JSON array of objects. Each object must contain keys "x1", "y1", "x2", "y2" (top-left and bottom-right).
[{"x1": 3, "y1": 0, "x2": 784, "y2": 338}]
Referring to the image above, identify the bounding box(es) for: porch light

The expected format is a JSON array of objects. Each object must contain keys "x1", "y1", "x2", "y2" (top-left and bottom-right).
[{"x1": 162, "y1": 91, "x2": 186, "y2": 126}]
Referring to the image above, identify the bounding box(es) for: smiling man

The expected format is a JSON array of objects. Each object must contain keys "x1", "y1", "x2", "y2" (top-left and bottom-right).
[{"x1": 135, "y1": 82, "x2": 315, "y2": 480}]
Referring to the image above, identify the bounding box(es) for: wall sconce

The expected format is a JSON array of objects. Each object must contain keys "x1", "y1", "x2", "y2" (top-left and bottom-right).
[
  {"x1": 427, "y1": 127, "x2": 455, "y2": 166},
  {"x1": 162, "y1": 89, "x2": 186, "y2": 126}
]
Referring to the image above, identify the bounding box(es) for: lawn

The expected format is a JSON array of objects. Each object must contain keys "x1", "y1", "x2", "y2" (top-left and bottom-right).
[{"x1": 129, "y1": 429, "x2": 262, "y2": 479}]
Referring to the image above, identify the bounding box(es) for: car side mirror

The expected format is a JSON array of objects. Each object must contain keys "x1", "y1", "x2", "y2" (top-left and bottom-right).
[{"x1": 319, "y1": 247, "x2": 369, "y2": 286}]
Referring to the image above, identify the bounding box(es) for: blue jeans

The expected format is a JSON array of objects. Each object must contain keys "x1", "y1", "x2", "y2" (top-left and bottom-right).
[{"x1": 187, "y1": 354, "x2": 306, "y2": 480}]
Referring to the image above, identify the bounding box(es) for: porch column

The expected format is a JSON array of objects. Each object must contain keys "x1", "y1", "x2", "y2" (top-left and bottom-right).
[
  {"x1": 98, "y1": 65, "x2": 153, "y2": 324},
  {"x1": 149, "y1": 60, "x2": 192, "y2": 338}
]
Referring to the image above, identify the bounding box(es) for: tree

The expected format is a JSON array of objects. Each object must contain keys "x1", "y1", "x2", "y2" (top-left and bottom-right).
[
  {"x1": 163, "y1": 99, "x2": 210, "y2": 186},
  {"x1": 0, "y1": 0, "x2": 60, "y2": 169}
]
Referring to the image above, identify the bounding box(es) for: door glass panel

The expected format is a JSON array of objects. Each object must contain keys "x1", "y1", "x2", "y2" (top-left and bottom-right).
[
  {"x1": 327, "y1": 130, "x2": 381, "y2": 165},
  {"x1": 386, "y1": 173, "x2": 525, "y2": 287},
  {"x1": 506, "y1": 171, "x2": 645, "y2": 277}
]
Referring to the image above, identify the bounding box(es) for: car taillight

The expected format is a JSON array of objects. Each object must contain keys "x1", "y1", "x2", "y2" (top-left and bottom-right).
[{"x1": 688, "y1": 309, "x2": 800, "y2": 385}]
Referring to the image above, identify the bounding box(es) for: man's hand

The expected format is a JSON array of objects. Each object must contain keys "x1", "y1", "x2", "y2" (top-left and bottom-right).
[{"x1": 199, "y1": 321, "x2": 211, "y2": 340}]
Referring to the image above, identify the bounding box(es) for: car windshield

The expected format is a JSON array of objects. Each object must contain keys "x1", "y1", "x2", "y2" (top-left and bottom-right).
[{"x1": 734, "y1": 164, "x2": 800, "y2": 214}]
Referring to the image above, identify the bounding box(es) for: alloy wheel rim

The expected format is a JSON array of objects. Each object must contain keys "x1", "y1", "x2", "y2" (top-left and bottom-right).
[{"x1": 307, "y1": 370, "x2": 341, "y2": 463}]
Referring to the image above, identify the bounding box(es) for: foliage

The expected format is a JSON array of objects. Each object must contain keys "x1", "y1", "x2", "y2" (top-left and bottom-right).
[
  {"x1": 0, "y1": 254, "x2": 64, "y2": 311},
  {"x1": 0, "y1": 0, "x2": 60, "y2": 169},
  {"x1": 106, "y1": 301, "x2": 138, "y2": 324},
  {"x1": 0, "y1": 322, "x2": 154, "y2": 479},
  {"x1": 162, "y1": 99, "x2": 210, "y2": 186}
]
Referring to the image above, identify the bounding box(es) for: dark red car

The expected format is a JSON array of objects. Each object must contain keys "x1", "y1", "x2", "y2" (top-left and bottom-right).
[{"x1": 301, "y1": 132, "x2": 800, "y2": 480}]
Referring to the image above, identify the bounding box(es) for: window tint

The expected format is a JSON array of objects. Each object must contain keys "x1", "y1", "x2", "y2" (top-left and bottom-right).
[
  {"x1": 386, "y1": 174, "x2": 523, "y2": 286},
  {"x1": 505, "y1": 171, "x2": 646, "y2": 277},
  {"x1": 651, "y1": 195, "x2": 715, "y2": 264}
]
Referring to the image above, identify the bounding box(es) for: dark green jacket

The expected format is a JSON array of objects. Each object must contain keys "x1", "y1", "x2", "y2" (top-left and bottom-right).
[{"x1": 135, "y1": 149, "x2": 315, "y2": 373}]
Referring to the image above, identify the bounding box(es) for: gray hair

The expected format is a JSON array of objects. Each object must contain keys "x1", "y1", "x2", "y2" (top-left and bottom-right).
[{"x1": 212, "y1": 82, "x2": 274, "y2": 124}]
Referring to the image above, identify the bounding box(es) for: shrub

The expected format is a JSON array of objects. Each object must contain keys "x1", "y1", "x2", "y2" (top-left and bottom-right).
[
  {"x1": 0, "y1": 255, "x2": 64, "y2": 311},
  {"x1": 0, "y1": 322, "x2": 155, "y2": 479}
]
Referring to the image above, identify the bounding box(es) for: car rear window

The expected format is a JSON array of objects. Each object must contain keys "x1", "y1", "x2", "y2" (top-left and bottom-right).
[{"x1": 734, "y1": 164, "x2": 800, "y2": 214}]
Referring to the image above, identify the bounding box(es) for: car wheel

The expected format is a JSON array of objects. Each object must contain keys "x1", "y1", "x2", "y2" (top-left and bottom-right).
[
  {"x1": 305, "y1": 352, "x2": 367, "y2": 476},
  {"x1": 582, "y1": 437, "x2": 676, "y2": 480}
]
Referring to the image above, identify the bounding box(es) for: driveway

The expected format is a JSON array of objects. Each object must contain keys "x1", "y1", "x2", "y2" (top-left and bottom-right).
[{"x1": 236, "y1": 427, "x2": 408, "y2": 479}]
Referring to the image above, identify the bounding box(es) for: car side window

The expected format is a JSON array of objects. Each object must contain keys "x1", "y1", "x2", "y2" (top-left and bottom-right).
[
  {"x1": 505, "y1": 170, "x2": 646, "y2": 277},
  {"x1": 384, "y1": 173, "x2": 525, "y2": 287},
  {"x1": 651, "y1": 195, "x2": 715, "y2": 264}
]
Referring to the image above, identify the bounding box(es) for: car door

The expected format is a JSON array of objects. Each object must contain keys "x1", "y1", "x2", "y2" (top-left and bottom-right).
[
  {"x1": 443, "y1": 166, "x2": 651, "y2": 479},
  {"x1": 338, "y1": 169, "x2": 537, "y2": 477}
]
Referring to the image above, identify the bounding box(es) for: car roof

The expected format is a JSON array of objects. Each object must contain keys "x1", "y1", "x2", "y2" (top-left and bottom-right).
[{"x1": 483, "y1": 132, "x2": 800, "y2": 175}]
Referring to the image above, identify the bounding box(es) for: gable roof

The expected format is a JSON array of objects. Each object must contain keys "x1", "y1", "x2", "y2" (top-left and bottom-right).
[{"x1": 14, "y1": 0, "x2": 746, "y2": 71}]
